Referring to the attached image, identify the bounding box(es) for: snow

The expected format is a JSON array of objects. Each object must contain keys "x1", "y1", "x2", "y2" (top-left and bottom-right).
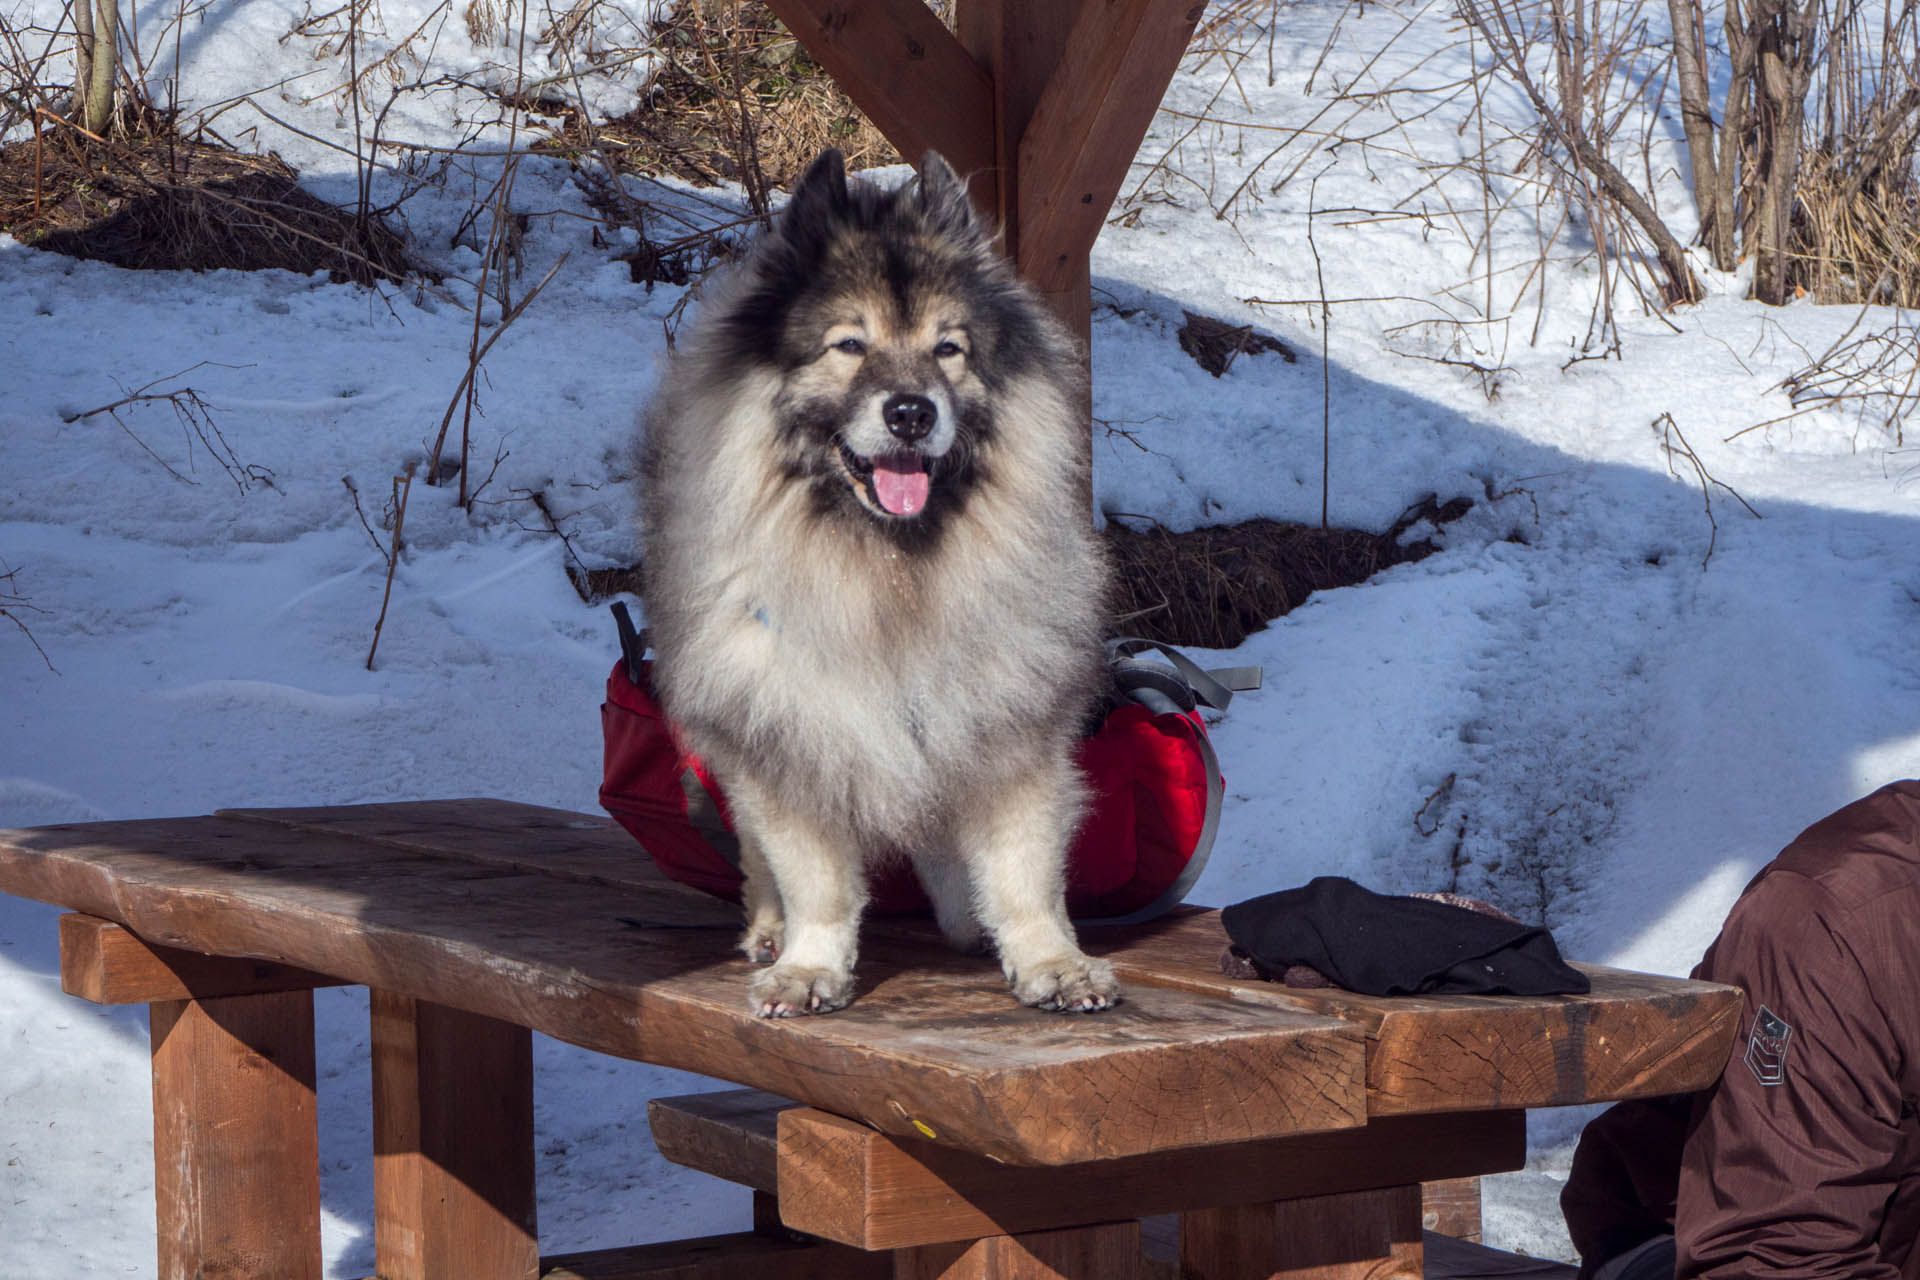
[{"x1": 4, "y1": 0, "x2": 1919, "y2": 1271}]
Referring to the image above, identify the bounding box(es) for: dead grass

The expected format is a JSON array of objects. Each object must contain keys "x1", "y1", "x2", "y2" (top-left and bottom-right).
[
  {"x1": 1104, "y1": 496, "x2": 1474, "y2": 649},
  {"x1": 532, "y1": 0, "x2": 896, "y2": 196},
  {"x1": 0, "y1": 113, "x2": 415, "y2": 284},
  {"x1": 1791, "y1": 142, "x2": 1920, "y2": 308}
]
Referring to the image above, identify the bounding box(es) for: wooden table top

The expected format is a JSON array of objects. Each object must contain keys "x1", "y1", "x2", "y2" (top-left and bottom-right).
[{"x1": 0, "y1": 798, "x2": 1740, "y2": 1166}]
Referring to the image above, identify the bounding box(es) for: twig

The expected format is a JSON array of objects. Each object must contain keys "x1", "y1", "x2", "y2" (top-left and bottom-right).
[
  {"x1": 517, "y1": 487, "x2": 589, "y2": 573},
  {"x1": 341, "y1": 475, "x2": 388, "y2": 555},
  {"x1": 1654, "y1": 413, "x2": 1760, "y2": 566},
  {"x1": 424, "y1": 251, "x2": 568, "y2": 488},
  {"x1": 1307, "y1": 173, "x2": 1332, "y2": 530},
  {"x1": 1414, "y1": 773, "x2": 1457, "y2": 837},
  {"x1": 33, "y1": 104, "x2": 108, "y2": 142},
  {"x1": 0, "y1": 561, "x2": 57, "y2": 674},
  {"x1": 366, "y1": 462, "x2": 417, "y2": 670},
  {"x1": 63, "y1": 364, "x2": 259, "y2": 492}
]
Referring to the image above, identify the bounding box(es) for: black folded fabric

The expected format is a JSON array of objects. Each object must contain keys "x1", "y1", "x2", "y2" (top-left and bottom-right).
[{"x1": 1221, "y1": 876, "x2": 1591, "y2": 997}]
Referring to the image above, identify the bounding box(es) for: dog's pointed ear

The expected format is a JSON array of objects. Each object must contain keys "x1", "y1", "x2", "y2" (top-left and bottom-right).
[
  {"x1": 779, "y1": 149, "x2": 850, "y2": 249},
  {"x1": 914, "y1": 151, "x2": 985, "y2": 245}
]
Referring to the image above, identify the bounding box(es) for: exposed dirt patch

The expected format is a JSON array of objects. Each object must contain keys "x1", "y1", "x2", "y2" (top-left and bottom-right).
[
  {"x1": 1, "y1": 120, "x2": 414, "y2": 284},
  {"x1": 571, "y1": 498, "x2": 1473, "y2": 649},
  {"x1": 1106, "y1": 496, "x2": 1474, "y2": 648},
  {"x1": 1177, "y1": 310, "x2": 1297, "y2": 377}
]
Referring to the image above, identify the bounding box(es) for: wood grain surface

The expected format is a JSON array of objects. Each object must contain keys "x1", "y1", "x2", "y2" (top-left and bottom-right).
[
  {"x1": 3, "y1": 799, "x2": 1741, "y2": 1164},
  {"x1": 150, "y1": 990, "x2": 323, "y2": 1280},
  {"x1": 1080, "y1": 906, "x2": 1744, "y2": 1113},
  {"x1": 3, "y1": 803, "x2": 1366, "y2": 1165}
]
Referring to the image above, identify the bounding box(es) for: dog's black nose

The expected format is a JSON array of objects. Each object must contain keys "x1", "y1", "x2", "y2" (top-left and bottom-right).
[{"x1": 883, "y1": 394, "x2": 936, "y2": 442}]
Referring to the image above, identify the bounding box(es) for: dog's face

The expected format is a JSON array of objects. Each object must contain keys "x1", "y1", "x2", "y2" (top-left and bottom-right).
[
  {"x1": 715, "y1": 150, "x2": 1053, "y2": 538},
  {"x1": 785, "y1": 289, "x2": 976, "y2": 521}
]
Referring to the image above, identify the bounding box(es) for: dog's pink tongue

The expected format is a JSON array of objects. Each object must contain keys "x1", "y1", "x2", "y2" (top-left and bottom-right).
[{"x1": 872, "y1": 454, "x2": 930, "y2": 516}]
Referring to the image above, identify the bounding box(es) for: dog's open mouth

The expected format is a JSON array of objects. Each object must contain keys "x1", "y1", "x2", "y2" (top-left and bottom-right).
[{"x1": 837, "y1": 442, "x2": 931, "y2": 517}]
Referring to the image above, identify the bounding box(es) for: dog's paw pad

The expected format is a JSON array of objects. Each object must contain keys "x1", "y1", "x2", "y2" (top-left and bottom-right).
[
  {"x1": 750, "y1": 965, "x2": 853, "y2": 1018},
  {"x1": 1014, "y1": 955, "x2": 1120, "y2": 1013}
]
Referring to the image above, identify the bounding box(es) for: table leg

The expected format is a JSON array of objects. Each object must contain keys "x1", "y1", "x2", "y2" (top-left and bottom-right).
[
  {"x1": 1181, "y1": 1185, "x2": 1423, "y2": 1279},
  {"x1": 371, "y1": 989, "x2": 538, "y2": 1280},
  {"x1": 893, "y1": 1221, "x2": 1142, "y2": 1280},
  {"x1": 150, "y1": 990, "x2": 324, "y2": 1280}
]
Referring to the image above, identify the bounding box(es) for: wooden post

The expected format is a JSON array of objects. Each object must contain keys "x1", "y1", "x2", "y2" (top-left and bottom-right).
[
  {"x1": 953, "y1": 0, "x2": 1089, "y2": 350},
  {"x1": 1421, "y1": 1176, "x2": 1484, "y2": 1242},
  {"x1": 1181, "y1": 1185, "x2": 1424, "y2": 1280},
  {"x1": 149, "y1": 991, "x2": 324, "y2": 1280},
  {"x1": 371, "y1": 990, "x2": 539, "y2": 1280}
]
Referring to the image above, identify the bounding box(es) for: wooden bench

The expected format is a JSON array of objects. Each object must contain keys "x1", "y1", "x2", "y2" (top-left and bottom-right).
[
  {"x1": 1, "y1": 799, "x2": 1737, "y2": 1280},
  {"x1": 644, "y1": 1088, "x2": 1571, "y2": 1278}
]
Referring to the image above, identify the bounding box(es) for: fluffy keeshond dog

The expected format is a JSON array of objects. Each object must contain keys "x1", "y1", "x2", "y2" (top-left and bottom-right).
[{"x1": 638, "y1": 149, "x2": 1117, "y2": 1018}]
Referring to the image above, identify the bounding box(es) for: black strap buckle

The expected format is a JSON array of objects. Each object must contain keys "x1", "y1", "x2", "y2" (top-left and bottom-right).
[{"x1": 610, "y1": 601, "x2": 650, "y2": 685}]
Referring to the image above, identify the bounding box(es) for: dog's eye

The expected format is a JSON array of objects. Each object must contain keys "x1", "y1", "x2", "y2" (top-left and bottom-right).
[
  {"x1": 832, "y1": 337, "x2": 866, "y2": 356},
  {"x1": 934, "y1": 340, "x2": 964, "y2": 359}
]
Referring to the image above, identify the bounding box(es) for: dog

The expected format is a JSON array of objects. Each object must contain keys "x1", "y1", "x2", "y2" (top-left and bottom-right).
[{"x1": 637, "y1": 149, "x2": 1118, "y2": 1018}]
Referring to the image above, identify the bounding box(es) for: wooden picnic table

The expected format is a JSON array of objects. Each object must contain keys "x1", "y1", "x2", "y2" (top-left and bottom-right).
[{"x1": 0, "y1": 798, "x2": 1739, "y2": 1280}]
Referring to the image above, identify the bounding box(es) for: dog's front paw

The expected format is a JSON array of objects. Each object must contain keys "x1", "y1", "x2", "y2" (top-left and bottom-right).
[
  {"x1": 739, "y1": 921, "x2": 783, "y2": 964},
  {"x1": 750, "y1": 964, "x2": 854, "y2": 1017},
  {"x1": 1011, "y1": 954, "x2": 1120, "y2": 1013}
]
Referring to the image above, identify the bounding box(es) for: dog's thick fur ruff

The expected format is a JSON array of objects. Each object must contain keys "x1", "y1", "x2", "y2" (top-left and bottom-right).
[{"x1": 638, "y1": 150, "x2": 1117, "y2": 1016}]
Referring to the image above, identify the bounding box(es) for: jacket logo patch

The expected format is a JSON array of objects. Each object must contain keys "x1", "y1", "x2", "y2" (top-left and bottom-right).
[{"x1": 1745, "y1": 1006, "x2": 1793, "y2": 1086}]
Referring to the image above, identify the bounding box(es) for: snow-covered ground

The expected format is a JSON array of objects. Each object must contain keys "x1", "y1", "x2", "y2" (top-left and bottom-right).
[{"x1": 4, "y1": 0, "x2": 1918, "y2": 1271}]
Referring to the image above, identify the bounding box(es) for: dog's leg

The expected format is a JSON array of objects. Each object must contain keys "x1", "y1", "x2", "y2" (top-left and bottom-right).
[
  {"x1": 736, "y1": 830, "x2": 785, "y2": 964},
  {"x1": 961, "y1": 766, "x2": 1119, "y2": 1013},
  {"x1": 727, "y1": 779, "x2": 866, "y2": 1016},
  {"x1": 907, "y1": 848, "x2": 985, "y2": 954}
]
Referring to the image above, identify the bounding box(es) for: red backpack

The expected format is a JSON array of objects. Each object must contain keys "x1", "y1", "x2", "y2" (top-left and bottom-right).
[{"x1": 598, "y1": 603, "x2": 1256, "y2": 924}]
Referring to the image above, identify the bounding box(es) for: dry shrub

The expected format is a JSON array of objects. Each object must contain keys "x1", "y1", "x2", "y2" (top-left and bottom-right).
[
  {"x1": 1, "y1": 121, "x2": 415, "y2": 284},
  {"x1": 1104, "y1": 497, "x2": 1473, "y2": 649},
  {"x1": 1775, "y1": 317, "x2": 1920, "y2": 446},
  {"x1": 561, "y1": 0, "x2": 895, "y2": 197},
  {"x1": 1790, "y1": 141, "x2": 1920, "y2": 308}
]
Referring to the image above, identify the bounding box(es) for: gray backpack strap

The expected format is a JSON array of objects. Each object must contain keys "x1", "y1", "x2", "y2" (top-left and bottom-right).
[
  {"x1": 1105, "y1": 635, "x2": 1258, "y2": 712},
  {"x1": 610, "y1": 601, "x2": 649, "y2": 684}
]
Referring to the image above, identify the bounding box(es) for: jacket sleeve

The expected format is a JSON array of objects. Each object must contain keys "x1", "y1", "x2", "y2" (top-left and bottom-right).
[
  {"x1": 1677, "y1": 872, "x2": 1909, "y2": 1279},
  {"x1": 1560, "y1": 1093, "x2": 1689, "y2": 1274}
]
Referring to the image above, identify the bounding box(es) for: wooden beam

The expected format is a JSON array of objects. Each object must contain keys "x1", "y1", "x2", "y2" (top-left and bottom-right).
[
  {"x1": 895, "y1": 1222, "x2": 1142, "y2": 1280},
  {"x1": 1015, "y1": 0, "x2": 1203, "y2": 296},
  {"x1": 1181, "y1": 1186, "x2": 1424, "y2": 1279},
  {"x1": 762, "y1": 0, "x2": 996, "y2": 198},
  {"x1": 60, "y1": 912, "x2": 344, "y2": 1004},
  {"x1": 373, "y1": 991, "x2": 539, "y2": 1280},
  {"x1": 150, "y1": 991, "x2": 323, "y2": 1280},
  {"x1": 755, "y1": 1100, "x2": 1523, "y2": 1251},
  {"x1": 535, "y1": 1232, "x2": 888, "y2": 1279},
  {"x1": 649, "y1": 1090, "x2": 784, "y2": 1196}
]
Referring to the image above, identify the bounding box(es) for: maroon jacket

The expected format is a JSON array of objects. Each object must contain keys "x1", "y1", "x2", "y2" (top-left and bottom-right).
[{"x1": 1562, "y1": 781, "x2": 1920, "y2": 1278}]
